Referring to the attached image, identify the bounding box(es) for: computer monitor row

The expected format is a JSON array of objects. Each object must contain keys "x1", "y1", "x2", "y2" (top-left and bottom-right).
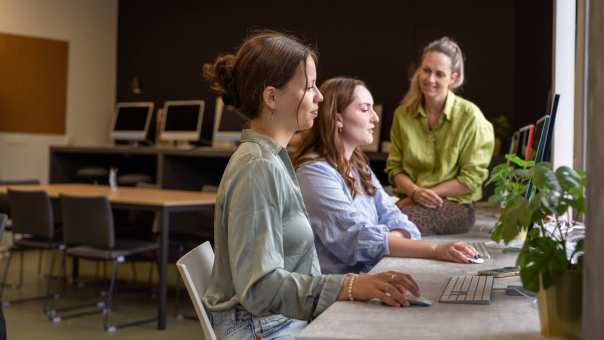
[
  {"x1": 111, "y1": 97, "x2": 248, "y2": 147},
  {"x1": 508, "y1": 93, "x2": 559, "y2": 163}
]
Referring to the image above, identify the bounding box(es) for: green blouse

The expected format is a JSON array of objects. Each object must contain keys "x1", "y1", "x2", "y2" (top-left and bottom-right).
[{"x1": 385, "y1": 91, "x2": 494, "y2": 204}]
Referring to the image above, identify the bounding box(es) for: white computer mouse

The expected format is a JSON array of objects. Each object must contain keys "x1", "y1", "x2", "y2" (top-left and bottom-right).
[
  {"x1": 468, "y1": 257, "x2": 485, "y2": 264},
  {"x1": 404, "y1": 292, "x2": 432, "y2": 307}
]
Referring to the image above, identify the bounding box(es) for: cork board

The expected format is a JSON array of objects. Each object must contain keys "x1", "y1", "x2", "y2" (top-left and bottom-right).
[{"x1": 0, "y1": 32, "x2": 68, "y2": 134}]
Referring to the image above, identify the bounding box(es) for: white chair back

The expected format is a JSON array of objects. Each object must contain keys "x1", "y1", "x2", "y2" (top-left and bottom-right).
[{"x1": 176, "y1": 241, "x2": 217, "y2": 340}]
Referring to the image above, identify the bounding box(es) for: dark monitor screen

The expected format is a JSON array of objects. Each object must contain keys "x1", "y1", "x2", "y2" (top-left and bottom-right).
[
  {"x1": 528, "y1": 116, "x2": 547, "y2": 161},
  {"x1": 218, "y1": 105, "x2": 247, "y2": 132},
  {"x1": 114, "y1": 106, "x2": 150, "y2": 131},
  {"x1": 165, "y1": 104, "x2": 201, "y2": 132}
]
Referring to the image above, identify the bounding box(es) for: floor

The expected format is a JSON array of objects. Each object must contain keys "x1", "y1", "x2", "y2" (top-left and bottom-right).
[{"x1": 1, "y1": 235, "x2": 203, "y2": 340}]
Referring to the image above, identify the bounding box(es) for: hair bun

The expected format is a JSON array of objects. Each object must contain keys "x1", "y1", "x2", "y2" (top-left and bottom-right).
[
  {"x1": 202, "y1": 54, "x2": 240, "y2": 106},
  {"x1": 221, "y1": 72, "x2": 240, "y2": 107}
]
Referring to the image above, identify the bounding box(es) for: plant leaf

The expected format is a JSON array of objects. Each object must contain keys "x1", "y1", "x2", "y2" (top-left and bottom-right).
[{"x1": 518, "y1": 235, "x2": 568, "y2": 292}]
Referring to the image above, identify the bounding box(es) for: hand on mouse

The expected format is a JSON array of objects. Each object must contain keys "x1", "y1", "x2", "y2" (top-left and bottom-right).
[
  {"x1": 434, "y1": 241, "x2": 477, "y2": 263},
  {"x1": 338, "y1": 271, "x2": 420, "y2": 307}
]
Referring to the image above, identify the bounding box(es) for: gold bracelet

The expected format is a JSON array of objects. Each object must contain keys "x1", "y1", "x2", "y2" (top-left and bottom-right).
[
  {"x1": 347, "y1": 274, "x2": 357, "y2": 301},
  {"x1": 410, "y1": 187, "x2": 419, "y2": 202}
]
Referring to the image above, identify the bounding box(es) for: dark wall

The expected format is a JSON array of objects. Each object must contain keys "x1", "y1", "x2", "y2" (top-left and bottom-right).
[
  {"x1": 514, "y1": 0, "x2": 554, "y2": 129},
  {"x1": 117, "y1": 0, "x2": 552, "y2": 147}
]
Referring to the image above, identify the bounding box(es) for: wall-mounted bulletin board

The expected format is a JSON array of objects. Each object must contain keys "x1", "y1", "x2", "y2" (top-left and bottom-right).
[{"x1": 0, "y1": 32, "x2": 68, "y2": 134}]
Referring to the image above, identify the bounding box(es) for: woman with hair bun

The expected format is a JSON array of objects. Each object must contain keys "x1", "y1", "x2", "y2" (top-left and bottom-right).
[
  {"x1": 202, "y1": 31, "x2": 420, "y2": 340},
  {"x1": 386, "y1": 37, "x2": 494, "y2": 235}
]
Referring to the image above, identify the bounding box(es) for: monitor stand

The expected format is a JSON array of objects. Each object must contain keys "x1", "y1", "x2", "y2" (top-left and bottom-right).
[{"x1": 171, "y1": 141, "x2": 194, "y2": 149}]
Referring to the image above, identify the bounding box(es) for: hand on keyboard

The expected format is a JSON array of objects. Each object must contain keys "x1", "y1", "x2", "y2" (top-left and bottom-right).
[{"x1": 435, "y1": 241, "x2": 478, "y2": 263}]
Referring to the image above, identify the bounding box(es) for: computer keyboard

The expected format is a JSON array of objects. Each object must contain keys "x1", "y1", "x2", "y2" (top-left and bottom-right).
[
  {"x1": 439, "y1": 275, "x2": 494, "y2": 305},
  {"x1": 468, "y1": 241, "x2": 491, "y2": 259}
]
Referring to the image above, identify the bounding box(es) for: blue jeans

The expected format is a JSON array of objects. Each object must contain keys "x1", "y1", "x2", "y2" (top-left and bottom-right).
[{"x1": 209, "y1": 305, "x2": 307, "y2": 340}]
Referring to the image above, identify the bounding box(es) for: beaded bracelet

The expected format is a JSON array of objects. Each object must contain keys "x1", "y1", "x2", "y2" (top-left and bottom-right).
[{"x1": 347, "y1": 274, "x2": 357, "y2": 301}]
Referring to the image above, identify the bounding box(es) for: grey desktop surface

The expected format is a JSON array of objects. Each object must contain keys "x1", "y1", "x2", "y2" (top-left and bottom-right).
[{"x1": 297, "y1": 235, "x2": 545, "y2": 340}]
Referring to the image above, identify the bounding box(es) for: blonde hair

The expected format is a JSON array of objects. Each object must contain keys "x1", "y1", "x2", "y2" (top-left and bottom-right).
[
  {"x1": 293, "y1": 77, "x2": 376, "y2": 198},
  {"x1": 401, "y1": 37, "x2": 465, "y2": 112}
]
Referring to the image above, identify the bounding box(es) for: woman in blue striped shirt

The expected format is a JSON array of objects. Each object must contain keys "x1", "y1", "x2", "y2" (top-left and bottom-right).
[{"x1": 294, "y1": 77, "x2": 478, "y2": 274}]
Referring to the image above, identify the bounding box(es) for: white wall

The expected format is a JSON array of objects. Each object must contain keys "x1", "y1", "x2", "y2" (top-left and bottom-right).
[
  {"x1": 552, "y1": 0, "x2": 576, "y2": 168},
  {"x1": 0, "y1": 0, "x2": 117, "y2": 183}
]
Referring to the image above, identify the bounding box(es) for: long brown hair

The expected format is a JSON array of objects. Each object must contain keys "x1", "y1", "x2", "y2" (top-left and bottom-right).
[
  {"x1": 401, "y1": 36, "x2": 465, "y2": 113},
  {"x1": 202, "y1": 30, "x2": 317, "y2": 120},
  {"x1": 293, "y1": 77, "x2": 376, "y2": 198}
]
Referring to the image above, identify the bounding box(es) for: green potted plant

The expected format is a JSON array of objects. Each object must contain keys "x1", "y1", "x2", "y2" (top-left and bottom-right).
[{"x1": 486, "y1": 154, "x2": 586, "y2": 338}]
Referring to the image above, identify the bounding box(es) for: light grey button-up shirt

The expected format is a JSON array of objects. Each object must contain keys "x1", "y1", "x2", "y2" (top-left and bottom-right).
[{"x1": 203, "y1": 129, "x2": 345, "y2": 320}]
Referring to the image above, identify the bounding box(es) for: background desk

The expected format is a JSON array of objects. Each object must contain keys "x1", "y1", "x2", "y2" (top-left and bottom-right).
[
  {"x1": 49, "y1": 145, "x2": 389, "y2": 189},
  {"x1": 0, "y1": 184, "x2": 216, "y2": 330},
  {"x1": 298, "y1": 235, "x2": 545, "y2": 340}
]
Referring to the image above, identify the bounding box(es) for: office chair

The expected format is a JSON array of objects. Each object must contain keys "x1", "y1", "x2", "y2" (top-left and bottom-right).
[
  {"x1": 0, "y1": 190, "x2": 64, "y2": 305},
  {"x1": 49, "y1": 194, "x2": 159, "y2": 332},
  {"x1": 0, "y1": 179, "x2": 40, "y2": 224},
  {"x1": 176, "y1": 241, "x2": 217, "y2": 340},
  {"x1": 0, "y1": 180, "x2": 45, "y2": 275},
  {"x1": 0, "y1": 215, "x2": 6, "y2": 241}
]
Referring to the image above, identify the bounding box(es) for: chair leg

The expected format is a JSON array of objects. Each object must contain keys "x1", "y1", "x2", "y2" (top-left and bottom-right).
[
  {"x1": 130, "y1": 262, "x2": 137, "y2": 283},
  {"x1": 43, "y1": 251, "x2": 59, "y2": 313},
  {"x1": 147, "y1": 262, "x2": 154, "y2": 285},
  {"x1": 18, "y1": 251, "x2": 24, "y2": 288},
  {"x1": 46, "y1": 254, "x2": 103, "y2": 324},
  {"x1": 46, "y1": 251, "x2": 66, "y2": 321},
  {"x1": 0, "y1": 252, "x2": 14, "y2": 301},
  {"x1": 37, "y1": 250, "x2": 44, "y2": 276},
  {"x1": 100, "y1": 257, "x2": 157, "y2": 332},
  {"x1": 102, "y1": 259, "x2": 121, "y2": 332}
]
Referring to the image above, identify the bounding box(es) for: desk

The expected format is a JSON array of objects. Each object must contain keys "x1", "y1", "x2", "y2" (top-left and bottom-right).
[
  {"x1": 297, "y1": 235, "x2": 545, "y2": 340},
  {"x1": 0, "y1": 183, "x2": 217, "y2": 330},
  {"x1": 49, "y1": 145, "x2": 390, "y2": 189}
]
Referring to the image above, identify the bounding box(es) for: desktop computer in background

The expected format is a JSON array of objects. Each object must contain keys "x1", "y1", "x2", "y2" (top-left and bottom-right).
[
  {"x1": 212, "y1": 96, "x2": 248, "y2": 149},
  {"x1": 111, "y1": 102, "x2": 155, "y2": 146},
  {"x1": 158, "y1": 100, "x2": 206, "y2": 148}
]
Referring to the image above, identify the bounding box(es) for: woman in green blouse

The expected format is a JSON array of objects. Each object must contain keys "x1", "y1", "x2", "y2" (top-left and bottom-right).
[
  {"x1": 202, "y1": 31, "x2": 420, "y2": 340},
  {"x1": 386, "y1": 37, "x2": 494, "y2": 235}
]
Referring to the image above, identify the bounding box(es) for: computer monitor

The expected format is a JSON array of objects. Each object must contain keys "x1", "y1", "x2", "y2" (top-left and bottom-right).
[
  {"x1": 527, "y1": 115, "x2": 548, "y2": 162},
  {"x1": 159, "y1": 100, "x2": 205, "y2": 143},
  {"x1": 111, "y1": 102, "x2": 154, "y2": 144},
  {"x1": 508, "y1": 131, "x2": 520, "y2": 155},
  {"x1": 524, "y1": 95, "x2": 559, "y2": 199},
  {"x1": 212, "y1": 97, "x2": 248, "y2": 148},
  {"x1": 541, "y1": 93, "x2": 560, "y2": 162},
  {"x1": 516, "y1": 124, "x2": 535, "y2": 161}
]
